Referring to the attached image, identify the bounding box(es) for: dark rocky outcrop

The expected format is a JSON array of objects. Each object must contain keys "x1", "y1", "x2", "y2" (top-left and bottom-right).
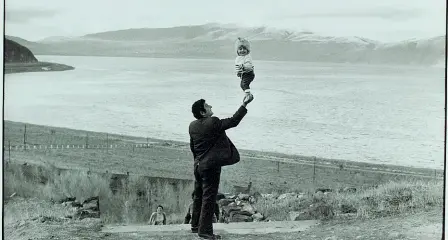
[
  {"x1": 4, "y1": 37, "x2": 75, "y2": 74},
  {"x1": 4, "y1": 38, "x2": 38, "y2": 63},
  {"x1": 60, "y1": 196, "x2": 101, "y2": 220}
]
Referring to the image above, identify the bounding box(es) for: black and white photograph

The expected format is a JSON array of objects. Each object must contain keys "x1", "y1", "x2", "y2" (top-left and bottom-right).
[{"x1": 2, "y1": 0, "x2": 446, "y2": 239}]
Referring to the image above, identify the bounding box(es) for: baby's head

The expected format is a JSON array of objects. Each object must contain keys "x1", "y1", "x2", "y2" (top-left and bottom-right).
[{"x1": 235, "y1": 37, "x2": 251, "y2": 56}]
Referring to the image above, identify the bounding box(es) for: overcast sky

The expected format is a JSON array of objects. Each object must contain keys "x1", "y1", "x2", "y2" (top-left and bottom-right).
[{"x1": 5, "y1": 0, "x2": 446, "y2": 42}]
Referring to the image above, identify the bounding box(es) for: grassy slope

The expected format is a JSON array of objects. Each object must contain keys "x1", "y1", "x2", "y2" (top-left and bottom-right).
[
  {"x1": 4, "y1": 121, "x2": 443, "y2": 194},
  {"x1": 3, "y1": 121, "x2": 443, "y2": 240}
]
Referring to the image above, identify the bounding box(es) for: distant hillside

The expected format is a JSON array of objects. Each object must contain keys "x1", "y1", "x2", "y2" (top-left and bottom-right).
[
  {"x1": 9, "y1": 24, "x2": 446, "y2": 65},
  {"x1": 4, "y1": 38, "x2": 38, "y2": 63},
  {"x1": 4, "y1": 37, "x2": 75, "y2": 74}
]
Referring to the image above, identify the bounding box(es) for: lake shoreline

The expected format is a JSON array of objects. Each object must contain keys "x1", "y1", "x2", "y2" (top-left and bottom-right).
[{"x1": 5, "y1": 61, "x2": 75, "y2": 74}]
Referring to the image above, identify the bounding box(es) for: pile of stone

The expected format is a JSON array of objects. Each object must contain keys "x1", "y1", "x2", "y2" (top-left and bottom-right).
[
  {"x1": 59, "y1": 196, "x2": 100, "y2": 220},
  {"x1": 218, "y1": 193, "x2": 265, "y2": 223}
]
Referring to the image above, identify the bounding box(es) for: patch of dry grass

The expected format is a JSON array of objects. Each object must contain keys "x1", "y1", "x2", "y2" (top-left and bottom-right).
[
  {"x1": 4, "y1": 197, "x2": 74, "y2": 225},
  {"x1": 254, "y1": 179, "x2": 443, "y2": 221},
  {"x1": 4, "y1": 162, "x2": 193, "y2": 225}
]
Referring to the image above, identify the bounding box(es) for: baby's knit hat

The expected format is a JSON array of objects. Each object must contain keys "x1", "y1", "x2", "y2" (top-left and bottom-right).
[{"x1": 235, "y1": 37, "x2": 251, "y2": 55}]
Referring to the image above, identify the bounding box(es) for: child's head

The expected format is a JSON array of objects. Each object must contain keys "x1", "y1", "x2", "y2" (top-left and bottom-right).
[{"x1": 235, "y1": 37, "x2": 251, "y2": 56}]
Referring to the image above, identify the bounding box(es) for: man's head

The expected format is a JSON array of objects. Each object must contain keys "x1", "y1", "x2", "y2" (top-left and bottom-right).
[
  {"x1": 192, "y1": 99, "x2": 213, "y2": 119},
  {"x1": 156, "y1": 205, "x2": 163, "y2": 213}
]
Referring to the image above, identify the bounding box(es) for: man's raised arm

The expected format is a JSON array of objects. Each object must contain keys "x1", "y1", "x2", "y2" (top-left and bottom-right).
[{"x1": 212, "y1": 96, "x2": 253, "y2": 132}]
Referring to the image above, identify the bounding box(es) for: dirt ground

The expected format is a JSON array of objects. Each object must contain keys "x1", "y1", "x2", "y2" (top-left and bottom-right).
[{"x1": 4, "y1": 198, "x2": 441, "y2": 240}]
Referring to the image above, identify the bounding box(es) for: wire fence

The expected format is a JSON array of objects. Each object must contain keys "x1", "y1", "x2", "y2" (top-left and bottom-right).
[{"x1": 3, "y1": 123, "x2": 444, "y2": 191}]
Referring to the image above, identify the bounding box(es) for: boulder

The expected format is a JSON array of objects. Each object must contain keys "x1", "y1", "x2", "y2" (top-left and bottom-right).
[
  {"x1": 261, "y1": 193, "x2": 276, "y2": 199},
  {"x1": 340, "y1": 204, "x2": 357, "y2": 214},
  {"x1": 218, "y1": 198, "x2": 234, "y2": 207},
  {"x1": 315, "y1": 188, "x2": 333, "y2": 194},
  {"x1": 74, "y1": 209, "x2": 100, "y2": 220},
  {"x1": 237, "y1": 193, "x2": 251, "y2": 200},
  {"x1": 219, "y1": 193, "x2": 265, "y2": 223},
  {"x1": 61, "y1": 196, "x2": 101, "y2": 220},
  {"x1": 58, "y1": 197, "x2": 76, "y2": 204},
  {"x1": 252, "y1": 212, "x2": 264, "y2": 222},
  {"x1": 241, "y1": 203, "x2": 257, "y2": 215},
  {"x1": 230, "y1": 213, "x2": 253, "y2": 222},
  {"x1": 289, "y1": 211, "x2": 302, "y2": 221}
]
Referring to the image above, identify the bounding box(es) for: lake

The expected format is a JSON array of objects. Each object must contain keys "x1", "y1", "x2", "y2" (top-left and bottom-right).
[{"x1": 4, "y1": 55, "x2": 445, "y2": 169}]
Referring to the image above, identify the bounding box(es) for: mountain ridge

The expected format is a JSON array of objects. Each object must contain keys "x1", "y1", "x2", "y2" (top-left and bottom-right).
[{"x1": 6, "y1": 24, "x2": 445, "y2": 65}]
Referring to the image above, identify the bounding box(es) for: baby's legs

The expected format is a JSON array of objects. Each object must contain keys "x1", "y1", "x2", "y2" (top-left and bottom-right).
[{"x1": 240, "y1": 71, "x2": 255, "y2": 95}]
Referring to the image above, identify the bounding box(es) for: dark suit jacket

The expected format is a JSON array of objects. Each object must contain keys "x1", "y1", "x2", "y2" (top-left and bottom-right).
[{"x1": 189, "y1": 106, "x2": 247, "y2": 170}]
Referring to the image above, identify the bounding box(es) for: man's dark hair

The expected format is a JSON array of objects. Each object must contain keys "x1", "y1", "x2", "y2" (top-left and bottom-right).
[{"x1": 192, "y1": 99, "x2": 206, "y2": 119}]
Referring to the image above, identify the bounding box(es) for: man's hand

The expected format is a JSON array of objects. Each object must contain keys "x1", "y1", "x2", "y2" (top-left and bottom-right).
[{"x1": 242, "y1": 94, "x2": 254, "y2": 107}]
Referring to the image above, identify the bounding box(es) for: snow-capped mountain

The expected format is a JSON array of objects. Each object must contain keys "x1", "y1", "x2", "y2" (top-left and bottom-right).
[{"x1": 8, "y1": 23, "x2": 445, "y2": 65}]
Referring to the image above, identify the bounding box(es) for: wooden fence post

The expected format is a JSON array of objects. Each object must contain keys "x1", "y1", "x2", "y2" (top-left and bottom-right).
[
  {"x1": 313, "y1": 157, "x2": 316, "y2": 185},
  {"x1": 23, "y1": 124, "x2": 27, "y2": 150}
]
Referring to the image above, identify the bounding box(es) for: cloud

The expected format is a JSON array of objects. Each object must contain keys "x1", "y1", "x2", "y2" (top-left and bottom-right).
[
  {"x1": 277, "y1": 7, "x2": 425, "y2": 21},
  {"x1": 6, "y1": 9, "x2": 58, "y2": 24}
]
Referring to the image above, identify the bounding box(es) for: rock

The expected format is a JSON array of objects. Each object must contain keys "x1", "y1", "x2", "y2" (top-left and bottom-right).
[
  {"x1": 58, "y1": 197, "x2": 76, "y2": 204},
  {"x1": 62, "y1": 196, "x2": 101, "y2": 220},
  {"x1": 340, "y1": 204, "x2": 357, "y2": 214},
  {"x1": 241, "y1": 203, "x2": 257, "y2": 215},
  {"x1": 248, "y1": 196, "x2": 256, "y2": 204},
  {"x1": 82, "y1": 197, "x2": 100, "y2": 211},
  {"x1": 230, "y1": 213, "x2": 253, "y2": 222},
  {"x1": 38, "y1": 216, "x2": 61, "y2": 223},
  {"x1": 237, "y1": 211, "x2": 254, "y2": 217},
  {"x1": 228, "y1": 195, "x2": 237, "y2": 199},
  {"x1": 220, "y1": 193, "x2": 266, "y2": 223},
  {"x1": 278, "y1": 193, "x2": 299, "y2": 200},
  {"x1": 252, "y1": 192, "x2": 262, "y2": 199},
  {"x1": 289, "y1": 211, "x2": 302, "y2": 221},
  {"x1": 71, "y1": 201, "x2": 83, "y2": 208},
  {"x1": 261, "y1": 193, "x2": 276, "y2": 199},
  {"x1": 218, "y1": 198, "x2": 234, "y2": 207},
  {"x1": 74, "y1": 210, "x2": 100, "y2": 220},
  {"x1": 252, "y1": 213, "x2": 264, "y2": 221},
  {"x1": 238, "y1": 193, "x2": 250, "y2": 200},
  {"x1": 315, "y1": 188, "x2": 333, "y2": 193},
  {"x1": 313, "y1": 191, "x2": 325, "y2": 200},
  {"x1": 221, "y1": 205, "x2": 242, "y2": 215},
  {"x1": 217, "y1": 193, "x2": 226, "y2": 201}
]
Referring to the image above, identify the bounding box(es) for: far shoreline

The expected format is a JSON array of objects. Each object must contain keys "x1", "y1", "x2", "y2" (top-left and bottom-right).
[
  {"x1": 4, "y1": 61, "x2": 75, "y2": 74},
  {"x1": 4, "y1": 120, "x2": 444, "y2": 176},
  {"x1": 33, "y1": 54, "x2": 441, "y2": 69}
]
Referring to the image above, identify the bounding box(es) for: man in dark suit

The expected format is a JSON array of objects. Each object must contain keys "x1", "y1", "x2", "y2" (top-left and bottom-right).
[{"x1": 189, "y1": 96, "x2": 253, "y2": 239}]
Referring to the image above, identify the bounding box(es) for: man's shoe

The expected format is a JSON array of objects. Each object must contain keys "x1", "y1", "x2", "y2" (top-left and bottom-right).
[
  {"x1": 198, "y1": 233, "x2": 222, "y2": 239},
  {"x1": 191, "y1": 227, "x2": 198, "y2": 233}
]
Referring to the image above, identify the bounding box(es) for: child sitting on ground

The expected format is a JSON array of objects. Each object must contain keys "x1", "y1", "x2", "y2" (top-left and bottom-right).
[{"x1": 234, "y1": 37, "x2": 255, "y2": 101}]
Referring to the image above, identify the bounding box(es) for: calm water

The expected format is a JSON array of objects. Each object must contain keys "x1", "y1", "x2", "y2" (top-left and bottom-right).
[{"x1": 5, "y1": 55, "x2": 445, "y2": 169}]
